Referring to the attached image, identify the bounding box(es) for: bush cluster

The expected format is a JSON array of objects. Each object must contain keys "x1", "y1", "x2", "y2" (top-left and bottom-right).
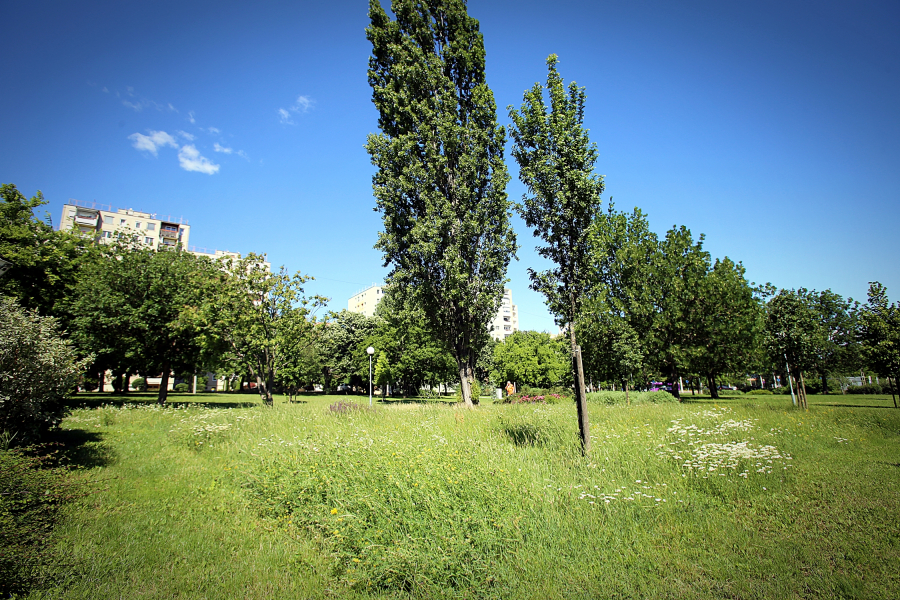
[
  {"x1": 745, "y1": 389, "x2": 774, "y2": 396},
  {"x1": 130, "y1": 377, "x2": 146, "y2": 391},
  {"x1": 845, "y1": 383, "x2": 885, "y2": 394},
  {"x1": 585, "y1": 390, "x2": 678, "y2": 405},
  {"x1": 0, "y1": 297, "x2": 90, "y2": 442}
]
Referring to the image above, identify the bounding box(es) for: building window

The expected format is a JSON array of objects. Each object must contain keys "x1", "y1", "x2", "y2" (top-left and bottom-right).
[
  {"x1": 120, "y1": 219, "x2": 127, "y2": 226},
  {"x1": 504, "y1": 326, "x2": 511, "y2": 331},
  {"x1": 135, "y1": 222, "x2": 142, "y2": 229},
  {"x1": 144, "y1": 237, "x2": 153, "y2": 245},
  {"x1": 102, "y1": 231, "x2": 112, "y2": 238},
  {"x1": 146, "y1": 223, "x2": 155, "y2": 230},
  {"x1": 103, "y1": 215, "x2": 112, "y2": 223}
]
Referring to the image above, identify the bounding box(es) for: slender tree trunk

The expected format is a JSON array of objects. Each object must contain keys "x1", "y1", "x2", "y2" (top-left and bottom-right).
[
  {"x1": 569, "y1": 326, "x2": 590, "y2": 455},
  {"x1": 625, "y1": 380, "x2": 630, "y2": 406},
  {"x1": 889, "y1": 375, "x2": 898, "y2": 409},
  {"x1": 821, "y1": 373, "x2": 829, "y2": 394},
  {"x1": 799, "y1": 370, "x2": 808, "y2": 409},
  {"x1": 157, "y1": 364, "x2": 171, "y2": 405}
]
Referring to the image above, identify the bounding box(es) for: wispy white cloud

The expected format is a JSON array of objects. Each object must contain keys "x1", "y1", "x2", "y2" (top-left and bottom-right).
[
  {"x1": 208, "y1": 127, "x2": 220, "y2": 134},
  {"x1": 178, "y1": 145, "x2": 219, "y2": 175},
  {"x1": 176, "y1": 130, "x2": 195, "y2": 141},
  {"x1": 213, "y1": 142, "x2": 233, "y2": 154},
  {"x1": 278, "y1": 108, "x2": 294, "y2": 125},
  {"x1": 102, "y1": 86, "x2": 109, "y2": 93},
  {"x1": 128, "y1": 130, "x2": 178, "y2": 156},
  {"x1": 278, "y1": 94, "x2": 314, "y2": 125},
  {"x1": 188, "y1": 111, "x2": 196, "y2": 124},
  {"x1": 294, "y1": 95, "x2": 312, "y2": 112},
  {"x1": 237, "y1": 150, "x2": 249, "y2": 160}
]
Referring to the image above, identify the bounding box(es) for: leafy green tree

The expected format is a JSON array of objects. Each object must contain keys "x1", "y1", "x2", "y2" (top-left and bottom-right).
[
  {"x1": 688, "y1": 257, "x2": 763, "y2": 399},
  {"x1": 579, "y1": 206, "x2": 657, "y2": 391},
  {"x1": 322, "y1": 310, "x2": 379, "y2": 391},
  {"x1": 199, "y1": 257, "x2": 326, "y2": 404},
  {"x1": 765, "y1": 289, "x2": 820, "y2": 408},
  {"x1": 490, "y1": 331, "x2": 569, "y2": 390},
  {"x1": 807, "y1": 289, "x2": 860, "y2": 394},
  {"x1": 365, "y1": 0, "x2": 516, "y2": 407},
  {"x1": 0, "y1": 296, "x2": 91, "y2": 442},
  {"x1": 508, "y1": 54, "x2": 605, "y2": 452},
  {"x1": 0, "y1": 184, "x2": 88, "y2": 320},
  {"x1": 70, "y1": 240, "x2": 215, "y2": 404},
  {"x1": 367, "y1": 287, "x2": 457, "y2": 397},
  {"x1": 646, "y1": 226, "x2": 711, "y2": 394},
  {"x1": 859, "y1": 282, "x2": 900, "y2": 407}
]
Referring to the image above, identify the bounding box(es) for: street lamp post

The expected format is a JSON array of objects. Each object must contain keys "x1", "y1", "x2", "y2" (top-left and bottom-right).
[{"x1": 367, "y1": 346, "x2": 375, "y2": 406}]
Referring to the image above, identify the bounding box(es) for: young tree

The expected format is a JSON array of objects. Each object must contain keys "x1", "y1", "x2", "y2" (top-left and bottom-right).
[
  {"x1": 508, "y1": 55, "x2": 606, "y2": 452},
  {"x1": 859, "y1": 282, "x2": 900, "y2": 407},
  {"x1": 807, "y1": 289, "x2": 860, "y2": 394},
  {"x1": 765, "y1": 289, "x2": 819, "y2": 409},
  {"x1": 365, "y1": 0, "x2": 516, "y2": 407},
  {"x1": 202, "y1": 258, "x2": 326, "y2": 405}
]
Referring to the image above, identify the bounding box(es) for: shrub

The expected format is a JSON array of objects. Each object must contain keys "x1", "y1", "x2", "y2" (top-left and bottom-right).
[
  {"x1": 0, "y1": 297, "x2": 90, "y2": 443},
  {"x1": 846, "y1": 383, "x2": 883, "y2": 395},
  {"x1": 417, "y1": 388, "x2": 440, "y2": 399},
  {"x1": 454, "y1": 379, "x2": 482, "y2": 402},
  {"x1": 585, "y1": 390, "x2": 678, "y2": 405},
  {"x1": 746, "y1": 389, "x2": 773, "y2": 395},
  {"x1": 130, "y1": 377, "x2": 146, "y2": 391},
  {"x1": 174, "y1": 383, "x2": 189, "y2": 392},
  {"x1": 500, "y1": 391, "x2": 565, "y2": 405}
]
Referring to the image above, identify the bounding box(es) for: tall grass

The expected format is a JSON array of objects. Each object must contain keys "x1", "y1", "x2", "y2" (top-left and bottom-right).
[{"x1": 26, "y1": 393, "x2": 900, "y2": 599}]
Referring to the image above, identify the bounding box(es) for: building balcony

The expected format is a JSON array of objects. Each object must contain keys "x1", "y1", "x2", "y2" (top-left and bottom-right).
[
  {"x1": 159, "y1": 229, "x2": 179, "y2": 239},
  {"x1": 74, "y1": 215, "x2": 99, "y2": 227}
]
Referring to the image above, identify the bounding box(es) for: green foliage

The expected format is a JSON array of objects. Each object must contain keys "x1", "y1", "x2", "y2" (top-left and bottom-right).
[
  {"x1": 508, "y1": 55, "x2": 604, "y2": 328},
  {"x1": 859, "y1": 282, "x2": 900, "y2": 399},
  {"x1": 0, "y1": 297, "x2": 90, "y2": 442},
  {"x1": 69, "y1": 240, "x2": 216, "y2": 403},
  {"x1": 174, "y1": 383, "x2": 189, "y2": 392},
  {"x1": 0, "y1": 184, "x2": 89, "y2": 320},
  {"x1": 0, "y1": 448, "x2": 80, "y2": 596},
  {"x1": 367, "y1": 288, "x2": 457, "y2": 396},
  {"x1": 130, "y1": 377, "x2": 146, "y2": 391},
  {"x1": 585, "y1": 390, "x2": 678, "y2": 405},
  {"x1": 746, "y1": 389, "x2": 774, "y2": 396},
  {"x1": 366, "y1": 0, "x2": 516, "y2": 406},
  {"x1": 454, "y1": 379, "x2": 482, "y2": 402},
  {"x1": 322, "y1": 310, "x2": 380, "y2": 390},
  {"x1": 490, "y1": 330, "x2": 569, "y2": 389},
  {"x1": 197, "y1": 257, "x2": 326, "y2": 404},
  {"x1": 846, "y1": 383, "x2": 885, "y2": 395}
]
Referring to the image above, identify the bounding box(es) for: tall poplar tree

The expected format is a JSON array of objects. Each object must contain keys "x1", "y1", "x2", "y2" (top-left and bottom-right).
[
  {"x1": 508, "y1": 55, "x2": 605, "y2": 452},
  {"x1": 365, "y1": 0, "x2": 516, "y2": 406}
]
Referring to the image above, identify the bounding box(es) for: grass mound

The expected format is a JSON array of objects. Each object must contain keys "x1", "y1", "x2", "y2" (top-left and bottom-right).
[{"x1": 247, "y1": 407, "x2": 534, "y2": 594}]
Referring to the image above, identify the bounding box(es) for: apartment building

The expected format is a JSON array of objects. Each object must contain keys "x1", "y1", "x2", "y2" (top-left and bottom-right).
[
  {"x1": 488, "y1": 288, "x2": 519, "y2": 341},
  {"x1": 348, "y1": 284, "x2": 519, "y2": 340},
  {"x1": 348, "y1": 284, "x2": 384, "y2": 317},
  {"x1": 59, "y1": 200, "x2": 190, "y2": 249}
]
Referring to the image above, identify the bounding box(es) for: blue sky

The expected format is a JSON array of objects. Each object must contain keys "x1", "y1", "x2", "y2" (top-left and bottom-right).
[{"x1": 3, "y1": 0, "x2": 899, "y2": 330}]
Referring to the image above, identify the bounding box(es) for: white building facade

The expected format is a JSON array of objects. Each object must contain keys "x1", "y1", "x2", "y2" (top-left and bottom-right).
[
  {"x1": 59, "y1": 200, "x2": 190, "y2": 249},
  {"x1": 488, "y1": 288, "x2": 519, "y2": 341}
]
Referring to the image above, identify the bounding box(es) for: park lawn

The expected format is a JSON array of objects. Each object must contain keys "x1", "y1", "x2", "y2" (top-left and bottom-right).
[{"x1": 24, "y1": 392, "x2": 900, "y2": 599}]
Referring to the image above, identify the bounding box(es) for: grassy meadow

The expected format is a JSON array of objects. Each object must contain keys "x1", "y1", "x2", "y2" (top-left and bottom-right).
[{"x1": 20, "y1": 391, "x2": 900, "y2": 599}]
